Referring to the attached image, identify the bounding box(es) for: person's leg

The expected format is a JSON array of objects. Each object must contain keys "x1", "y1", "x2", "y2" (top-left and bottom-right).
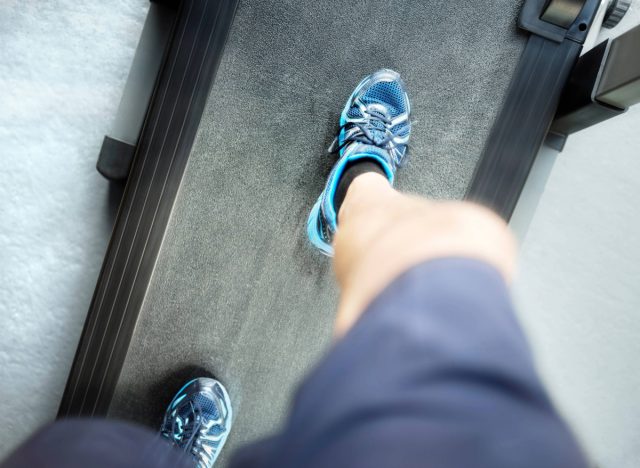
[
  {"x1": 1, "y1": 377, "x2": 232, "y2": 468},
  {"x1": 233, "y1": 180, "x2": 586, "y2": 468},
  {"x1": 332, "y1": 171, "x2": 516, "y2": 337},
  {"x1": 233, "y1": 179, "x2": 586, "y2": 468},
  {"x1": 1, "y1": 419, "x2": 191, "y2": 468},
  {"x1": 305, "y1": 68, "x2": 516, "y2": 336},
  {"x1": 231, "y1": 70, "x2": 587, "y2": 468}
]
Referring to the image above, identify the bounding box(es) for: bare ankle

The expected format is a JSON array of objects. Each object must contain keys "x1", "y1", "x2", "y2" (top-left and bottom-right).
[{"x1": 338, "y1": 172, "x2": 393, "y2": 223}]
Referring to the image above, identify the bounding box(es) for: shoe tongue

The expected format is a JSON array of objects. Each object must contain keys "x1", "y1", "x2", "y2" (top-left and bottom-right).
[
  {"x1": 365, "y1": 103, "x2": 390, "y2": 118},
  {"x1": 364, "y1": 104, "x2": 390, "y2": 144},
  {"x1": 369, "y1": 124, "x2": 387, "y2": 145}
]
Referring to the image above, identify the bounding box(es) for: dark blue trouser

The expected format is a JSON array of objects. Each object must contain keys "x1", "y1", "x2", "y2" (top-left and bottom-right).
[{"x1": 2, "y1": 259, "x2": 588, "y2": 468}]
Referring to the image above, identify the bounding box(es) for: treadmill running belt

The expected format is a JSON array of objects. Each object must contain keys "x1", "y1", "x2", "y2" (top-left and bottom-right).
[{"x1": 108, "y1": 0, "x2": 526, "y2": 465}]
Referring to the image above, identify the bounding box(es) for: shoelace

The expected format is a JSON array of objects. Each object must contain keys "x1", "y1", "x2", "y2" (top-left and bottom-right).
[
  {"x1": 165, "y1": 400, "x2": 227, "y2": 468},
  {"x1": 163, "y1": 401, "x2": 204, "y2": 451},
  {"x1": 328, "y1": 102, "x2": 408, "y2": 167}
]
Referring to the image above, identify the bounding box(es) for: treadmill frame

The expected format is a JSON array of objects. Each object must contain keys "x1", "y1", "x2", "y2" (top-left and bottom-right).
[
  {"x1": 59, "y1": 0, "x2": 603, "y2": 417},
  {"x1": 59, "y1": 0, "x2": 240, "y2": 417}
]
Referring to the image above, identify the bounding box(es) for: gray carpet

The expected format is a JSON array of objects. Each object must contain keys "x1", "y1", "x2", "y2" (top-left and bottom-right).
[{"x1": 109, "y1": 0, "x2": 526, "y2": 465}]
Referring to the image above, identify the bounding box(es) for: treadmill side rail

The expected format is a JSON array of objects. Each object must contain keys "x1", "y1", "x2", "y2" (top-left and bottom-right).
[
  {"x1": 467, "y1": 0, "x2": 601, "y2": 220},
  {"x1": 58, "y1": 0, "x2": 241, "y2": 418}
]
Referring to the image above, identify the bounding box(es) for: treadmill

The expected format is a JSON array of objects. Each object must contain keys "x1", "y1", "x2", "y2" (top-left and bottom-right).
[{"x1": 59, "y1": 1, "x2": 639, "y2": 465}]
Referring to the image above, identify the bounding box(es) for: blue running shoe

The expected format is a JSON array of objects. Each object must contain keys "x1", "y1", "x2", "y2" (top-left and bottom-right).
[
  {"x1": 307, "y1": 69, "x2": 411, "y2": 256},
  {"x1": 160, "y1": 378, "x2": 233, "y2": 468}
]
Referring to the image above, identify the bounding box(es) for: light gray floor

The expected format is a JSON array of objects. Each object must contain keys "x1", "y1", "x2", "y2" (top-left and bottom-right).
[
  {"x1": 0, "y1": 0, "x2": 148, "y2": 457},
  {"x1": 513, "y1": 104, "x2": 640, "y2": 468},
  {"x1": 0, "y1": 1, "x2": 639, "y2": 466},
  {"x1": 511, "y1": 6, "x2": 640, "y2": 467}
]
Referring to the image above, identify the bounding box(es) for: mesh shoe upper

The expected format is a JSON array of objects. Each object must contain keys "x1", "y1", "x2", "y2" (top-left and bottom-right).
[
  {"x1": 340, "y1": 74, "x2": 411, "y2": 165},
  {"x1": 160, "y1": 378, "x2": 233, "y2": 468},
  {"x1": 307, "y1": 69, "x2": 411, "y2": 256}
]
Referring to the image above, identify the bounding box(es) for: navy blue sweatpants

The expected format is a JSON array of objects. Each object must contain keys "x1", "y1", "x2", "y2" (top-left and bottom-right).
[{"x1": 2, "y1": 259, "x2": 588, "y2": 468}]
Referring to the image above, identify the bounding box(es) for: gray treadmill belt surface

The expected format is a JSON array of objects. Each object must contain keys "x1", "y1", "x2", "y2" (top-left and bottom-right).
[{"x1": 109, "y1": 0, "x2": 526, "y2": 464}]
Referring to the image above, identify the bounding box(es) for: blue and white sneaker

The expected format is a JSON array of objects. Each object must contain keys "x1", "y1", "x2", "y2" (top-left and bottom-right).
[
  {"x1": 307, "y1": 69, "x2": 411, "y2": 256},
  {"x1": 160, "y1": 378, "x2": 233, "y2": 468}
]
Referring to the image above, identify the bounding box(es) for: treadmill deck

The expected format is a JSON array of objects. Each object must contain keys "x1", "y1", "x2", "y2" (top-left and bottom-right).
[{"x1": 105, "y1": 1, "x2": 526, "y2": 464}]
